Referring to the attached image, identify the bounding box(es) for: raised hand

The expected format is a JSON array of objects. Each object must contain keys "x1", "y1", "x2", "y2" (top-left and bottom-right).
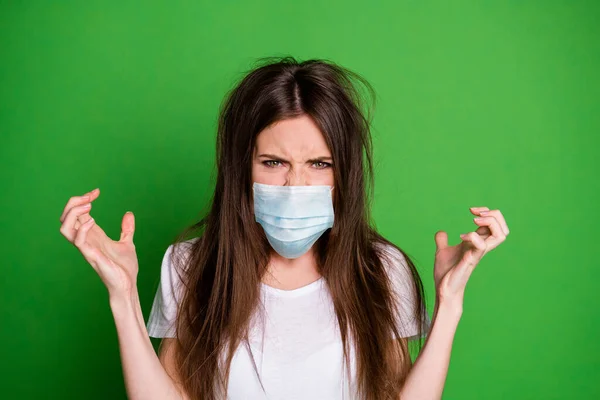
[
  {"x1": 59, "y1": 188, "x2": 139, "y2": 297},
  {"x1": 433, "y1": 207, "x2": 510, "y2": 306}
]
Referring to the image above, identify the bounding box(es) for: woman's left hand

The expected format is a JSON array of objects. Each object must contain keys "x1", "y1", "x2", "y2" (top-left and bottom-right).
[{"x1": 433, "y1": 207, "x2": 510, "y2": 308}]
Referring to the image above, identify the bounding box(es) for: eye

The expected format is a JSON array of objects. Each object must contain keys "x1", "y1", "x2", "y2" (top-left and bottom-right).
[
  {"x1": 312, "y1": 161, "x2": 332, "y2": 169},
  {"x1": 263, "y1": 160, "x2": 283, "y2": 168}
]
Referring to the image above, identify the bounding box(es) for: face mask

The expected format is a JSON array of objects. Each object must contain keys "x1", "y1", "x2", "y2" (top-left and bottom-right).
[{"x1": 253, "y1": 182, "x2": 335, "y2": 259}]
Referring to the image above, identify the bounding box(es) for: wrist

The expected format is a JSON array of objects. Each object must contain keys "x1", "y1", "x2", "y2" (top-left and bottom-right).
[
  {"x1": 109, "y1": 287, "x2": 139, "y2": 311},
  {"x1": 435, "y1": 294, "x2": 464, "y2": 319}
]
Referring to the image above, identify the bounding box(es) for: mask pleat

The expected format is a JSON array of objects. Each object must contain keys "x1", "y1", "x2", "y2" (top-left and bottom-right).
[{"x1": 253, "y1": 182, "x2": 335, "y2": 259}]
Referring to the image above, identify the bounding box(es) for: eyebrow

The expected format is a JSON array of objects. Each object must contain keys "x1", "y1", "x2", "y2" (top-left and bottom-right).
[{"x1": 257, "y1": 153, "x2": 333, "y2": 162}]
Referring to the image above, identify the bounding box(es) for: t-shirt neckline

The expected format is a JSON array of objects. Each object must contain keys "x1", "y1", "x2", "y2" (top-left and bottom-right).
[{"x1": 260, "y1": 276, "x2": 325, "y2": 298}]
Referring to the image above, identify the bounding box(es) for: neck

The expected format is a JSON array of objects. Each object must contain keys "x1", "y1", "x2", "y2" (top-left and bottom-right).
[{"x1": 262, "y1": 247, "x2": 322, "y2": 290}]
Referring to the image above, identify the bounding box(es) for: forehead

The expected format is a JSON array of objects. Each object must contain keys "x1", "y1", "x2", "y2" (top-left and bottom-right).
[{"x1": 254, "y1": 115, "x2": 331, "y2": 157}]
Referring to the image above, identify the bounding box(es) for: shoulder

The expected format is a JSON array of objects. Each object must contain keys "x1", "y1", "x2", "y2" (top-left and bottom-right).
[
  {"x1": 166, "y1": 237, "x2": 200, "y2": 264},
  {"x1": 159, "y1": 237, "x2": 200, "y2": 289},
  {"x1": 373, "y1": 241, "x2": 409, "y2": 275},
  {"x1": 373, "y1": 239, "x2": 431, "y2": 338},
  {"x1": 373, "y1": 240, "x2": 416, "y2": 299}
]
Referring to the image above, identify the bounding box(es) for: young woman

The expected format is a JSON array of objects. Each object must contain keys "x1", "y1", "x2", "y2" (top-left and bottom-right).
[{"x1": 59, "y1": 57, "x2": 509, "y2": 400}]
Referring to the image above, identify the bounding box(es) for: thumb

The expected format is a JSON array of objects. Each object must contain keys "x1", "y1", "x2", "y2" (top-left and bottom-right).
[
  {"x1": 120, "y1": 211, "x2": 136, "y2": 243},
  {"x1": 434, "y1": 230, "x2": 448, "y2": 251}
]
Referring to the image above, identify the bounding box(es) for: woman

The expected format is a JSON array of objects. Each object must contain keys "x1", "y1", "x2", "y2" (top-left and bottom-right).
[{"x1": 59, "y1": 57, "x2": 509, "y2": 400}]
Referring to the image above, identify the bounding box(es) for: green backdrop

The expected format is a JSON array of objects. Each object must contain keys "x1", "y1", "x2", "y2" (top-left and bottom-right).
[{"x1": 1, "y1": 1, "x2": 598, "y2": 399}]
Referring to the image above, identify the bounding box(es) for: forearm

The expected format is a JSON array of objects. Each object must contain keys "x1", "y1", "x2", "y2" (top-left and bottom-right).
[
  {"x1": 109, "y1": 290, "x2": 186, "y2": 400},
  {"x1": 399, "y1": 299, "x2": 462, "y2": 400}
]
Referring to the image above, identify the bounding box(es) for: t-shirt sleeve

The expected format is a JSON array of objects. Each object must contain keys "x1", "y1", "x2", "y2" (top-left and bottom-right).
[
  {"x1": 146, "y1": 243, "x2": 188, "y2": 338},
  {"x1": 380, "y1": 243, "x2": 432, "y2": 340}
]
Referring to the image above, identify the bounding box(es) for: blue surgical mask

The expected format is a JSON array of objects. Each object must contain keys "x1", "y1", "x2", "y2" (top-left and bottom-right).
[{"x1": 253, "y1": 182, "x2": 335, "y2": 259}]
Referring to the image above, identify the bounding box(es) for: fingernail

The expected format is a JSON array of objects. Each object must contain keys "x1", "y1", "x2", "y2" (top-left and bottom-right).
[
  {"x1": 83, "y1": 203, "x2": 91, "y2": 208},
  {"x1": 474, "y1": 217, "x2": 482, "y2": 221},
  {"x1": 479, "y1": 211, "x2": 488, "y2": 215}
]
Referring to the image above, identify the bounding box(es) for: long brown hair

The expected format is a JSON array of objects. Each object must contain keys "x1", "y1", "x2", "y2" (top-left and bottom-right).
[{"x1": 166, "y1": 56, "x2": 428, "y2": 399}]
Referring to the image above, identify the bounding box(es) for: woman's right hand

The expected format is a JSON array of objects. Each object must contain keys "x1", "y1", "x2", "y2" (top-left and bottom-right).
[{"x1": 59, "y1": 188, "x2": 139, "y2": 298}]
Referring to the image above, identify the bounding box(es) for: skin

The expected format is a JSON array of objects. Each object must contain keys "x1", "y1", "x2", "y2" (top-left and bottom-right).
[
  {"x1": 251, "y1": 114, "x2": 334, "y2": 290},
  {"x1": 58, "y1": 114, "x2": 510, "y2": 399}
]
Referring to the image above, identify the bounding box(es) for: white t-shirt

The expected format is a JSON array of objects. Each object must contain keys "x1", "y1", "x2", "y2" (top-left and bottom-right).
[{"x1": 146, "y1": 239, "x2": 431, "y2": 399}]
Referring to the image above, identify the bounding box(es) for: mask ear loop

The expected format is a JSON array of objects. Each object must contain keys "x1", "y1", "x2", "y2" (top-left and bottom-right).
[{"x1": 329, "y1": 186, "x2": 336, "y2": 215}]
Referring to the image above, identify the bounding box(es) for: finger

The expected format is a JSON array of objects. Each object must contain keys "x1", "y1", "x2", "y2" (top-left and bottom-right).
[
  {"x1": 473, "y1": 215, "x2": 506, "y2": 249},
  {"x1": 475, "y1": 225, "x2": 491, "y2": 238},
  {"x1": 479, "y1": 209, "x2": 509, "y2": 235},
  {"x1": 120, "y1": 211, "x2": 135, "y2": 243},
  {"x1": 73, "y1": 217, "x2": 101, "y2": 272},
  {"x1": 454, "y1": 248, "x2": 478, "y2": 281},
  {"x1": 434, "y1": 230, "x2": 448, "y2": 251},
  {"x1": 459, "y1": 231, "x2": 487, "y2": 259},
  {"x1": 59, "y1": 203, "x2": 93, "y2": 241},
  {"x1": 59, "y1": 188, "x2": 100, "y2": 223},
  {"x1": 469, "y1": 206, "x2": 490, "y2": 217},
  {"x1": 59, "y1": 194, "x2": 90, "y2": 223},
  {"x1": 74, "y1": 216, "x2": 95, "y2": 249}
]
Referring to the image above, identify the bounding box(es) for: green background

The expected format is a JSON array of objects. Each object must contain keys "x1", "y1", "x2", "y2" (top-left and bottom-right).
[{"x1": 1, "y1": 1, "x2": 598, "y2": 399}]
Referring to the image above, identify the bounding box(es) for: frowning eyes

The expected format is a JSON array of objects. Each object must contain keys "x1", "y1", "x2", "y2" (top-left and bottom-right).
[
  {"x1": 311, "y1": 161, "x2": 332, "y2": 169},
  {"x1": 262, "y1": 160, "x2": 333, "y2": 170},
  {"x1": 263, "y1": 160, "x2": 284, "y2": 168}
]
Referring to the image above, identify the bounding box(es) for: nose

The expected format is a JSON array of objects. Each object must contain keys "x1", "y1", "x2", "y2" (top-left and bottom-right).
[{"x1": 286, "y1": 169, "x2": 307, "y2": 186}]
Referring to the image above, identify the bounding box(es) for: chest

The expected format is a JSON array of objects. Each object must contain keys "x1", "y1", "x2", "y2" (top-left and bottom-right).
[{"x1": 225, "y1": 288, "x2": 358, "y2": 400}]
